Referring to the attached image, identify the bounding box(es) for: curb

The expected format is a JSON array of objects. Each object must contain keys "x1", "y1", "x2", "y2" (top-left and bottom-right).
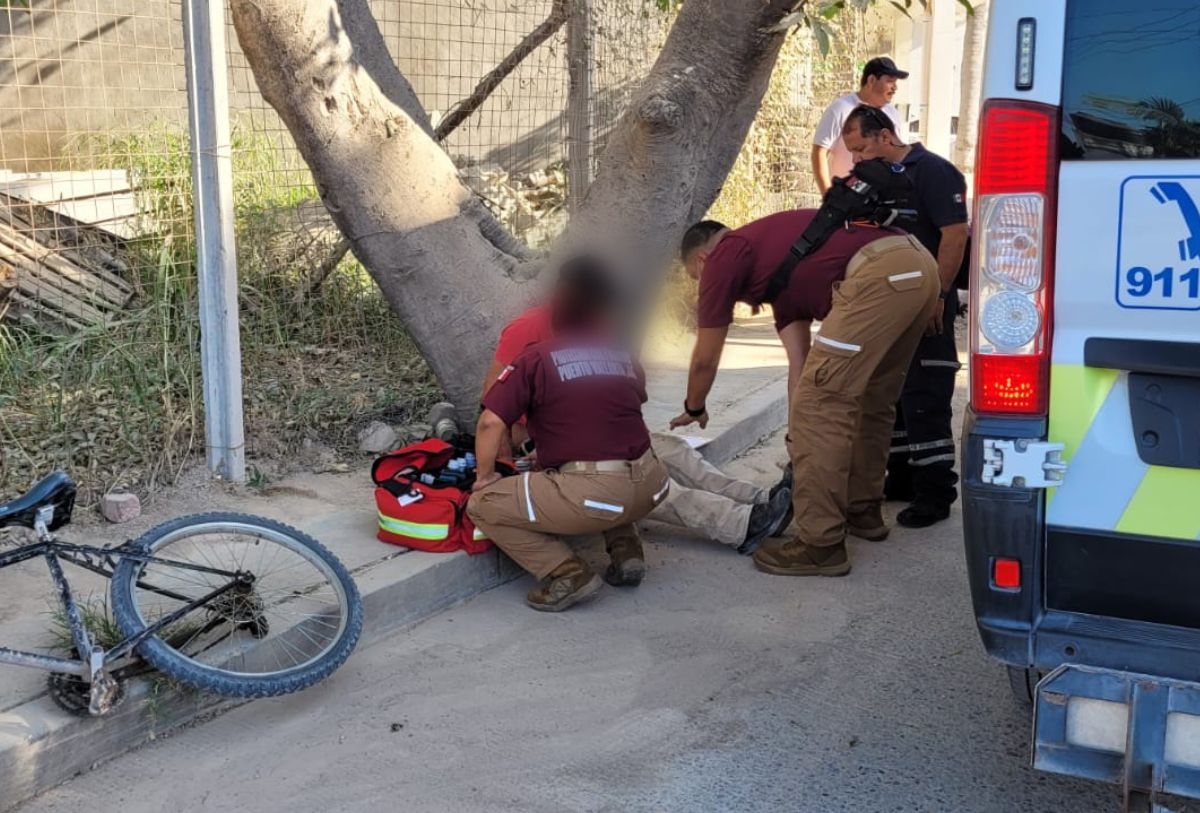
[
  {"x1": 700, "y1": 393, "x2": 788, "y2": 467},
  {"x1": 0, "y1": 549, "x2": 522, "y2": 811},
  {"x1": 0, "y1": 394, "x2": 781, "y2": 810}
]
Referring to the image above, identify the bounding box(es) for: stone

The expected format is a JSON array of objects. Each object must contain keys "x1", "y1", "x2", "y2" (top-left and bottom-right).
[
  {"x1": 426, "y1": 402, "x2": 460, "y2": 441},
  {"x1": 358, "y1": 421, "x2": 398, "y2": 454},
  {"x1": 401, "y1": 424, "x2": 431, "y2": 444},
  {"x1": 101, "y1": 492, "x2": 141, "y2": 524}
]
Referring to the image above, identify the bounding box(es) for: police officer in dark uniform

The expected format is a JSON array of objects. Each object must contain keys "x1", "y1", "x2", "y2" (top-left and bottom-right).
[{"x1": 840, "y1": 104, "x2": 969, "y2": 528}]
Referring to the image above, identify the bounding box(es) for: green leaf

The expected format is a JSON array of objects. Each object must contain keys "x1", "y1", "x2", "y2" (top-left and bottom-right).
[
  {"x1": 889, "y1": 1, "x2": 911, "y2": 18},
  {"x1": 958, "y1": 0, "x2": 975, "y2": 14},
  {"x1": 820, "y1": 1, "x2": 846, "y2": 19},
  {"x1": 813, "y1": 23, "x2": 831, "y2": 57}
]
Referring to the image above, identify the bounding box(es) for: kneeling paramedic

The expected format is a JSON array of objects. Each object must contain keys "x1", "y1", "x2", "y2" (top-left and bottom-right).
[
  {"x1": 671, "y1": 158, "x2": 939, "y2": 577},
  {"x1": 467, "y1": 258, "x2": 669, "y2": 612},
  {"x1": 481, "y1": 294, "x2": 792, "y2": 556}
]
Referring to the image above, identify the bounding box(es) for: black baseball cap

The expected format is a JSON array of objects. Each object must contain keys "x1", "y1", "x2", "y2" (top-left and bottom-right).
[{"x1": 861, "y1": 56, "x2": 909, "y2": 84}]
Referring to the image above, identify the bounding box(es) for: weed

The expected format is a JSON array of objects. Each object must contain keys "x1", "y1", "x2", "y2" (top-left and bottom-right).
[
  {"x1": 247, "y1": 466, "x2": 271, "y2": 492},
  {"x1": 48, "y1": 596, "x2": 125, "y2": 653}
]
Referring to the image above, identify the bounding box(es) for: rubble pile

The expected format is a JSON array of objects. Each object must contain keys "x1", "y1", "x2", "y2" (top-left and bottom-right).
[{"x1": 456, "y1": 159, "x2": 569, "y2": 249}]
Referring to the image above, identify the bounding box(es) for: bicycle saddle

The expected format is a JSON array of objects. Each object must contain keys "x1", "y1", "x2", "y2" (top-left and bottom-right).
[{"x1": 0, "y1": 471, "x2": 76, "y2": 531}]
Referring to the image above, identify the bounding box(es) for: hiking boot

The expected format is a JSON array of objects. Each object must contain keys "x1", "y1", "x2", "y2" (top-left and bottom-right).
[
  {"x1": 752, "y1": 540, "x2": 851, "y2": 577},
  {"x1": 896, "y1": 502, "x2": 951, "y2": 529},
  {"x1": 847, "y1": 505, "x2": 889, "y2": 542},
  {"x1": 738, "y1": 487, "x2": 793, "y2": 555},
  {"x1": 604, "y1": 528, "x2": 646, "y2": 587},
  {"x1": 526, "y1": 558, "x2": 602, "y2": 612}
]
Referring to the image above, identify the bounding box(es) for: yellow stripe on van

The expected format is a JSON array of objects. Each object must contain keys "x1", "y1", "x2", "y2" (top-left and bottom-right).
[
  {"x1": 1046, "y1": 364, "x2": 1118, "y2": 508},
  {"x1": 1116, "y1": 466, "x2": 1200, "y2": 541},
  {"x1": 1048, "y1": 364, "x2": 1118, "y2": 460}
]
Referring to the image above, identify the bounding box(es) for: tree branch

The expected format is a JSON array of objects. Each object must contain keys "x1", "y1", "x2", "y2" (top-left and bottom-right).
[{"x1": 434, "y1": 0, "x2": 570, "y2": 142}]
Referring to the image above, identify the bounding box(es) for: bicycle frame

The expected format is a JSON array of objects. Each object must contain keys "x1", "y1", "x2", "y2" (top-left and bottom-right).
[{"x1": 0, "y1": 537, "x2": 248, "y2": 681}]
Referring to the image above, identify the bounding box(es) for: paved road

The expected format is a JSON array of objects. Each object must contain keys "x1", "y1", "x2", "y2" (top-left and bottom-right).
[{"x1": 18, "y1": 432, "x2": 1120, "y2": 813}]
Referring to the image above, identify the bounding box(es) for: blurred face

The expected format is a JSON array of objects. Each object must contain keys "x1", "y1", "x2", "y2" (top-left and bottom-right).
[
  {"x1": 842, "y1": 119, "x2": 902, "y2": 165},
  {"x1": 861, "y1": 73, "x2": 899, "y2": 106},
  {"x1": 682, "y1": 233, "x2": 725, "y2": 280}
]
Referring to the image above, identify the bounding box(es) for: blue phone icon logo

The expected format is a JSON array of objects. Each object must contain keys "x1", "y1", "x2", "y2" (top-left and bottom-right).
[{"x1": 1149, "y1": 181, "x2": 1200, "y2": 262}]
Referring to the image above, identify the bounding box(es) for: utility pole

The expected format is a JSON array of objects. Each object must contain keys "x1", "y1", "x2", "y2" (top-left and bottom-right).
[{"x1": 182, "y1": 0, "x2": 246, "y2": 483}]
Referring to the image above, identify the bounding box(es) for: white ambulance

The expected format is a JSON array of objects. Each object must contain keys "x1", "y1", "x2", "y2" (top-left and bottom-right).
[{"x1": 963, "y1": 0, "x2": 1200, "y2": 809}]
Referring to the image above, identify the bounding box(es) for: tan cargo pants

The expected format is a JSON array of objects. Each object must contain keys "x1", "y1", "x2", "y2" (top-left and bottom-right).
[
  {"x1": 789, "y1": 234, "x2": 939, "y2": 548},
  {"x1": 648, "y1": 433, "x2": 767, "y2": 547},
  {"x1": 467, "y1": 449, "x2": 670, "y2": 579}
]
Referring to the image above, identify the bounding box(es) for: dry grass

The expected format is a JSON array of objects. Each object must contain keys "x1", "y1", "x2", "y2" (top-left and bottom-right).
[{"x1": 0, "y1": 123, "x2": 439, "y2": 505}]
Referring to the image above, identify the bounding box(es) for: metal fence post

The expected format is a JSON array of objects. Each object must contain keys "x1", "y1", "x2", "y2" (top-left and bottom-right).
[
  {"x1": 566, "y1": 0, "x2": 593, "y2": 214},
  {"x1": 182, "y1": 0, "x2": 246, "y2": 483}
]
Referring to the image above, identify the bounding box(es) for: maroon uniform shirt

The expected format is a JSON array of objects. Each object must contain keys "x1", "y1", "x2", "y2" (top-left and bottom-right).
[
  {"x1": 697, "y1": 210, "x2": 900, "y2": 330},
  {"x1": 482, "y1": 334, "x2": 652, "y2": 470}
]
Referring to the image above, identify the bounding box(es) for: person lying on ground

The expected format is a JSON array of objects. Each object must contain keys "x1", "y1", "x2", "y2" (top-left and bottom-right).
[{"x1": 480, "y1": 281, "x2": 792, "y2": 556}]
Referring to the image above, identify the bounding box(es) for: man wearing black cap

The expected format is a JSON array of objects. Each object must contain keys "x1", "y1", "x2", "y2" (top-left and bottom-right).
[{"x1": 811, "y1": 56, "x2": 909, "y2": 194}]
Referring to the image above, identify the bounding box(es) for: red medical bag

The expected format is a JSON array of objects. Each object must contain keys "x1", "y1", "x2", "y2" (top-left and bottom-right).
[{"x1": 371, "y1": 439, "x2": 493, "y2": 554}]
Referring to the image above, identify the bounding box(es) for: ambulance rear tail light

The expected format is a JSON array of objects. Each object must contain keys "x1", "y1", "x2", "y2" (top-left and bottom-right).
[{"x1": 970, "y1": 100, "x2": 1060, "y2": 416}]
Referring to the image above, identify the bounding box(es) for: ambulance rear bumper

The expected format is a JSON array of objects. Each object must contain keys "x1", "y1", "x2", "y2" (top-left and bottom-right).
[
  {"x1": 961, "y1": 408, "x2": 1046, "y2": 666},
  {"x1": 962, "y1": 408, "x2": 1200, "y2": 679}
]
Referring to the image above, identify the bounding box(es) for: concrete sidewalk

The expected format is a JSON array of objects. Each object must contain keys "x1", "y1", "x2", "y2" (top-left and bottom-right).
[{"x1": 0, "y1": 316, "x2": 789, "y2": 811}]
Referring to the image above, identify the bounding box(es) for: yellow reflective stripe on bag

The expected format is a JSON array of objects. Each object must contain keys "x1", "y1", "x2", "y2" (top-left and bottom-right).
[{"x1": 377, "y1": 512, "x2": 450, "y2": 540}]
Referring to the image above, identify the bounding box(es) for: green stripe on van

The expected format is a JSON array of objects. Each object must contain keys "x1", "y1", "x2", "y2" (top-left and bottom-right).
[
  {"x1": 1116, "y1": 466, "x2": 1200, "y2": 541},
  {"x1": 1046, "y1": 364, "x2": 1118, "y2": 508}
]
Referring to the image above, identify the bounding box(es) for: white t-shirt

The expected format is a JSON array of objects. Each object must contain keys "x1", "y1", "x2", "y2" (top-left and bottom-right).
[{"x1": 812, "y1": 92, "x2": 903, "y2": 181}]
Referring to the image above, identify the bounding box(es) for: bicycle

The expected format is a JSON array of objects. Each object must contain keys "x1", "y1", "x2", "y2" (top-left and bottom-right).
[{"x1": 0, "y1": 471, "x2": 364, "y2": 716}]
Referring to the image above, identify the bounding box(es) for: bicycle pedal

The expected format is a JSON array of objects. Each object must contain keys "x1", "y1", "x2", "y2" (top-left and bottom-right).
[{"x1": 88, "y1": 672, "x2": 122, "y2": 716}]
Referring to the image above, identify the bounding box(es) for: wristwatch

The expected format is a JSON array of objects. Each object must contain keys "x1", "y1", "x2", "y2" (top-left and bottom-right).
[{"x1": 684, "y1": 401, "x2": 707, "y2": 418}]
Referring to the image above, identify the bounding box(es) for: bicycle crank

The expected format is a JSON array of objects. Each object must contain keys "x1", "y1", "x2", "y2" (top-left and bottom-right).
[{"x1": 47, "y1": 668, "x2": 133, "y2": 716}]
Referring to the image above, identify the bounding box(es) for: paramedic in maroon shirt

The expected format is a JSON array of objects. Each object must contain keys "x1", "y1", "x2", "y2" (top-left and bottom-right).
[
  {"x1": 671, "y1": 207, "x2": 938, "y2": 578},
  {"x1": 467, "y1": 257, "x2": 670, "y2": 613}
]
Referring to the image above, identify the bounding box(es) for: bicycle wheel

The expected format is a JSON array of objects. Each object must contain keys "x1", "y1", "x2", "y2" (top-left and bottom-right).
[{"x1": 110, "y1": 512, "x2": 363, "y2": 699}]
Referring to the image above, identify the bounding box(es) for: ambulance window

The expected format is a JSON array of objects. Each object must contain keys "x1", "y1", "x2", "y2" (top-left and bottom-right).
[{"x1": 1061, "y1": 1, "x2": 1200, "y2": 160}]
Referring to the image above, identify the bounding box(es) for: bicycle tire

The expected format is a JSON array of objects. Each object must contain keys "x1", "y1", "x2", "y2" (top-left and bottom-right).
[{"x1": 110, "y1": 512, "x2": 363, "y2": 699}]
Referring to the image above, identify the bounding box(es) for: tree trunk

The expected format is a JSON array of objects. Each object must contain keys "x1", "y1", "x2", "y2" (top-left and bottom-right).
[
  {"x1": 229, "y1": 0, "x2": 796, "y2": 416},
  {"x1": 559, "y1": 1, "x2": 794, "y2": 306},
  {"x1": 954, "y1": 1, "x2": 989, "y2": 177}
]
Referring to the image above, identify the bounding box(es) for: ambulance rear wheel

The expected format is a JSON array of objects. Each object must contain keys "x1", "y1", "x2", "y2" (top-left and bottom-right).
[{"x1": 1006, "y1": 665, "x2": 1038, "y2": 707}]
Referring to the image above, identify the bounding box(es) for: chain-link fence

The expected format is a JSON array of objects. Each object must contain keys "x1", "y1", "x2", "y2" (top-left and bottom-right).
[{"x1": 0, "y1": 0, "x2": 894, "y2": 502}]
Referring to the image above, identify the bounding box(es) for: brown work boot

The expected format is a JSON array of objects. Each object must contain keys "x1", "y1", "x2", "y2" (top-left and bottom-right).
[
  {"x1": 603, "y1": 527, "x2": 645, "y2": 587},
  {"x1": 752, "y1": 540, "x2": 851, "y2": 577},
  {"x1": 847, "y1": 505, "x2": 890, "y2": 542},
  {"x1": 526, "y1": 558, "x2": 603, "y2": 612}
]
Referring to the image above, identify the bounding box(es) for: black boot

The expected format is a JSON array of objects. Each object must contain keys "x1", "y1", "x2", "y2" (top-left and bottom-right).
[{"x1": 896, "y1": 501, "x2": 951, "y2": 529}]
